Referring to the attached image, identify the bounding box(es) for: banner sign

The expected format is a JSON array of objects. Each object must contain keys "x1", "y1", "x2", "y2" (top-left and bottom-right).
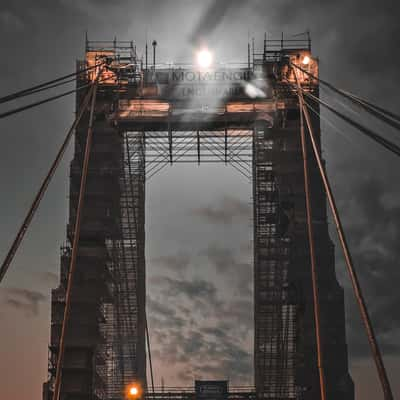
[{"x1": 144, "y1": 69, "x2": 257, "y2": 101}]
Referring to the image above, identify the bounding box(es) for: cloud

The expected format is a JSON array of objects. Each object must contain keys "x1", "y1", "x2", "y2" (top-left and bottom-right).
[
  {"x1": 150, "y1": 321, "x2": 252, "y2": 383},
  {"x1": 267, "y1": 0, "x2": 400, "y2": 99},
  {"x1": 189, "y1": 0, "x2": 243, "y2": 45},
  {"x1": 148, "y1": 296, "x2": 176, "y2": 317},
  {"x1": 150, "y1": 252, "x2": 191, "y2": 272},
  {"x1": 147, "y1": 273, "x2": 253, "y2": 384},
  {"x1": 191, "y1": 195, "x2": 251, "y2": 225},
  {"x1": 201, "y1": 244, "x2": 252, "y2": 297},
  {"x1": 337, "y1": 176, "x2": 400, "y2": 359},
  {"x1": 147, "y1": 297, "x2": 187, "y2": 330},
  {"x1": 0, "y1": 10, "x2": 24, "y2": 32},
  {"x1": 151, "y1": 275, "x2": 220, "y2": 303},
  {"x1": 39, "y1": 271, "x2": 58, "y2": 286},
  {"x1": 1, "y1": 287, "x2": 46, "y2": 316}
]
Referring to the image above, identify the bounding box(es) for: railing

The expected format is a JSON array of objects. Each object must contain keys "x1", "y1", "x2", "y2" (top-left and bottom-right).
[
  {"x1": 144, "y1": 386, "x2": 256, "y2": 393},
  {"x1": 144, "y1": 387, "x2": 257, "y2": 400}
]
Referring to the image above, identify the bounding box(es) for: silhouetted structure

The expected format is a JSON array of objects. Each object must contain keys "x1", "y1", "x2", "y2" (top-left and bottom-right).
[{"x1": 43, "y1": 35, "x2": 353, "y2": 400}]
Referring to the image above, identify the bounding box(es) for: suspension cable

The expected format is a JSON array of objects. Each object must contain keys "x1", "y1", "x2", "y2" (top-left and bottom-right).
[
  {"x1": 0, "y1": 83, "x2": 96, "y2": 285},
  {"x1": 304, "y1": 99, "x2": 358, "y2": 147},
  {"x1": 295, "y1": 83, "x2": 394, "y2": 400},
  {"x1": 0, "y1": 61, "x2": 105, "y2": 104},
  {"x1": 146, "y1": 315, "x2": 155, "y2": 394},
  {"x1": 295, "y1": 85, "x2": 400, "y2": 157},
  {"x1": 339, "y1": 89, "x2": 400, "y2": 130},
  {"x1": 0, "y1": 80, "x2": 95, "y2": 120},
  {"x1": 52, "y1": 68, "x2": 102, "y2": 400},
  {"x1": 295, "y1": 70, "x2": 327, "y2": 400},
  {"x1": 5, "y1": 76, "x2": 78, "y2": 100},
  {"x1": 290, "y1": 62, "x2": 400, "y2": 131},
  {"x1": 341, "y1": 90, "x2": 400, "y2": 123}
]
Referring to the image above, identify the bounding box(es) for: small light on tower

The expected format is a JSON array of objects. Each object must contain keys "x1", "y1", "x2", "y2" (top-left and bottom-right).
[
  {"x1": 130, "y1": 387, "x2": 138, "y2": 396},
  {"x1": 126, "y1": 384, "x2": 141, "y2": 399},
  {"x1": 302, "y1": 55, "x2": 310, "y2": 65}
]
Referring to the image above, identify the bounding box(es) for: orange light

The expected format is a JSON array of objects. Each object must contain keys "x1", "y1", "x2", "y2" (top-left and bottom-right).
[
  {"x1": 126, "y1": 383, "x2": 141, "y2": 399},
  {"x1": 130, "y1": 387, "x2": 138, "y2": 396},
  {"x1": 302, "y1": 55, "x2": 310, "y2": 65},
  {"x1": 86, "y1": 50, "x2": 116, "y2": 83}
]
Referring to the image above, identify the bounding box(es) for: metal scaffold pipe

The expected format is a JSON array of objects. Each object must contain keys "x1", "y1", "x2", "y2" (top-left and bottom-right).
[
  {"x1": 146, "y1": 315, "x2": 155, "y2": 394},
  {"x1": 296, "y1": 84, "x2": 394, "y2": 400},
  {"x1": 295, "y1": 70, "x2": 327, "y2": 400},
  {"x1": 52, "y1": 69, "x2": 101, "y2": 400}
]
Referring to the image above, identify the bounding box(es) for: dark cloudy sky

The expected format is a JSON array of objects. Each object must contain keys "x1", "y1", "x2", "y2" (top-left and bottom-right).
[{"x1": 0, "y1": 1, "x2": 400, "y2": 399}]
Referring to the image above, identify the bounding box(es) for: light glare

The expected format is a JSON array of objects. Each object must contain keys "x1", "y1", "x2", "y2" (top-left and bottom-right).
[
  {"x1": 129, "y1": 386, "x2": 138, "y2": 396},
  {"x1": 302, "y1": 55, "x2": 310, "y2": 65},
  {"x1": 244, "y1": 83, "x2": 266, "y2": 98},
  {"x1": 197, "y1": 49, "x2": 213, "y2": 68}
]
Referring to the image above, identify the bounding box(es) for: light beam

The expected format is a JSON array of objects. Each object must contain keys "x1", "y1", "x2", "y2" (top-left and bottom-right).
[{"x1": 196, "y1": 48, "x2": 213, "y2": 68}]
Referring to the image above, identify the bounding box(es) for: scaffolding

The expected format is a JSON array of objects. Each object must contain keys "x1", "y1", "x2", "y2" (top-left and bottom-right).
[
  {"x1": 42, "y1": 36, "x2": 354, "y2": 400},
  {"x1": 103, "y1": 130, "x2": 146, "y2": 399},
  {"x1": 253, "y1": 122, "x2": 297, "y2": 398}
]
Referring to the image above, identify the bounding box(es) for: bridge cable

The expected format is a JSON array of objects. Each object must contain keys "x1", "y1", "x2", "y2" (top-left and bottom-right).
[
  {"x1": 295, "y1": 83, "x2": 394, "y2": 400},
  {"x1": 290, "y1": 62, "x2": 400, "y2": 132},
  {"x1": 145, "y1": 315, "x2": 155, "y2": 394},
  {"x1": 0, "y1": 79, "x2": 99, "y2": 120},
  {"x1": 304, "y1": 99, "x2": 358, "y2": 147},
  {"x1": 305, "y1": 90, "x2": 400, "y2": 156},
  {"x1": 4, "y1": 76, "x2": 78, "y2": 99},
  {"x1": 340, "y1": 90, "x2": 400, "y2": 124},
  {"x1": 0, "y1": 83, "x2": 97, "y2": 285},
  {"x1": 52, "y1": 68, "x2": 103, "y2": 400},
  {"x1": 289, "y1": 82, "x2": 400, "y2": 158},
  {"x1": 294, "y1": 69, "x2": 327, "y2": 400},
  {"x1": 338, "y1": 89, "x2": 400, "y2": 131},
  {"x1": 0, "y1": 61, "x2": 105, "y2": 104}
]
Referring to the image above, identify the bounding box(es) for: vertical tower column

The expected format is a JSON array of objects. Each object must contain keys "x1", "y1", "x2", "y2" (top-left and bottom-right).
[
  {"x1": 253, "y1": 120, "x2": 297, "y2": 399},
  {"x1": 43, "y1": 85, "x2": 146, "y2": 400},
  {"x1": 253, "y1": 98, "x2": 354, "y2": 399}
]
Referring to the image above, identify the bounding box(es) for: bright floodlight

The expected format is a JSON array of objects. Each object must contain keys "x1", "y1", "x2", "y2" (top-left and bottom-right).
[
  {"x1": 129, "y1": 386, "x2": 138, "y2": 396},
  {"x1": 302, "y1": 55, "x2": 310, "y2": 65},
  {"x1": 197, "y1": 48, "x2": 213, "y2": 68}
]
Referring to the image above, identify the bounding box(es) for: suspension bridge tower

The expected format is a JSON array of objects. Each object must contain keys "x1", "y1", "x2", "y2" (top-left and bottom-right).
[{"x1": 42, "y1": 36, "x2": 354, "y2": 400}]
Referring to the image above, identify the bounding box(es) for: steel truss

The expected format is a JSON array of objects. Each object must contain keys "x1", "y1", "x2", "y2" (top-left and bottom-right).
[{"x1": 130, "y1": 130, "x2": 253, "y2": 181}]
